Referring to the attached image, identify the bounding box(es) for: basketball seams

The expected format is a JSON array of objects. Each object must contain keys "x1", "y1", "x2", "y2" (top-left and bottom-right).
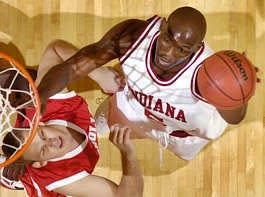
[
  {"x1": 218, "y1": 52, "x2": 255, "y2": 101},
  {"x1": 216, "y1": 54, "x2": 245, "y2": 103},
  {"x1": 203, "y1": 63, "x2": 243, "y2": 103},
  {"x1": 198, "y1": 51, "x2": 256, "y2": 109}
]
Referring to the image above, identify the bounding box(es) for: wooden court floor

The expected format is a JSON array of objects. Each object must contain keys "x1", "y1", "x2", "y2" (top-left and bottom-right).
[{"x1": 0, "y1": 0, "x2": 264, "y2": 196}]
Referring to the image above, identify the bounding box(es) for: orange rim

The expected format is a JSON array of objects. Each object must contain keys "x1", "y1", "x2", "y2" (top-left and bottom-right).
[{"x1": 0, "y1": 52, "x2": 40, "y2": 167}]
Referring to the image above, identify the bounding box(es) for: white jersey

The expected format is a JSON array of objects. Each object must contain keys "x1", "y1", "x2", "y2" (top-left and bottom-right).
[{"x1": 118, "y1": 15, "x2": 227, "y2": 140}]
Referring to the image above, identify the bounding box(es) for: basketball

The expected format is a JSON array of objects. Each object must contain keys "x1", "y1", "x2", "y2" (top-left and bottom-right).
[{"x1": 196, "y1": 50, "x2": 257, "y2": 110}]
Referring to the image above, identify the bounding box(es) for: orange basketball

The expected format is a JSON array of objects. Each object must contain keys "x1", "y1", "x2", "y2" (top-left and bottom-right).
[{"x1": 196, "y1": 50, "x2": 256, "y2": 109}]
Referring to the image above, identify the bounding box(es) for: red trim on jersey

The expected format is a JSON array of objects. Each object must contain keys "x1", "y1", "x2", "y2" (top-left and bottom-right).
[
  {"x1": 146, "y1": 38, "x2": 205, "y2": 86},
  {"x1": 119, "y1": 16, "x2": 161, "y2": 64},
  {"x1": 146, "y1": 15, "x2": 159, "y2": 23}
]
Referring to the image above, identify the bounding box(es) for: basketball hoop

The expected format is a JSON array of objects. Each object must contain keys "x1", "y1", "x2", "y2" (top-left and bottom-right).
[{"x1": 0, "y1": 52, "x2": 40, "y2": 167}]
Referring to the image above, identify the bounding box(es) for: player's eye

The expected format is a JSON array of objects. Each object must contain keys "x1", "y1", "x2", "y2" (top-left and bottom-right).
[
  {"x1": 39, "y1": 128, "x2": 45, "y2": 139},
  {"x1": 163, "y1": 34, "x2": 171, "y2": 43},
  {"x1": 176, "y1": 46, "x2": 190, "y2": 56},
  {"x1": 41, "y1": 147, "x2": 45, "y2": 157},
  {"x1": 164, "y1": 37, "x2": 170, "y2": 42},
  {"x1": 177, "y1": 47, "x2": 184, "y2": 53}
]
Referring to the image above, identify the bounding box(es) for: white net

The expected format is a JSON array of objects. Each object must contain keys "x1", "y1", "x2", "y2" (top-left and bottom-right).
[{"x1": 0, "y1": 58, "x2": 39, "y2": 164}]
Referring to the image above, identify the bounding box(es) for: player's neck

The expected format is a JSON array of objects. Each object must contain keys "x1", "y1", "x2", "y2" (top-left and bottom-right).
[
  {"x1": 154, "y1": 64, "x2": 185, "y2": 80},
  {"x1": 152, "y1": 58, "x2": 190, "y2": 80}
]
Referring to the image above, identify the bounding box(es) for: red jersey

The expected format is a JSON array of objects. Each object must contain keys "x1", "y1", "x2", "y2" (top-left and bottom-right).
[{"x1": 18, "y1": 91, "x2": 99, "y2": 197}]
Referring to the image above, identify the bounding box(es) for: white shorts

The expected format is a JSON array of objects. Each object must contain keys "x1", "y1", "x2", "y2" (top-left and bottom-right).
[{"x1": 116, "y1": 89, "x2": 211, "y2": 161}]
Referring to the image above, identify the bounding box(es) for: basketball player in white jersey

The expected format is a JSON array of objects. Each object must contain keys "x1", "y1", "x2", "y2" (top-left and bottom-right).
[
  {"x1": 36, "y1": 7, "x2": 248, "y2": 161},
  {"x1": 0, "y1": 40, "x2": 143, "y2": 196}
]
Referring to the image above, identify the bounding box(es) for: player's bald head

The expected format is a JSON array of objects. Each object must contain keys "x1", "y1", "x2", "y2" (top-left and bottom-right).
[{"x1": 168, "y1": 7, "x2": 207, "y2": 44}]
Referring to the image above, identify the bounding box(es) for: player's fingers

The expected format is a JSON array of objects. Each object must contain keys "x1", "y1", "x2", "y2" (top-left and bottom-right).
[
  {"x1": 109, "y1": 125, "x2": 115, "y2": 140},
  {"x1": 254, "y1": 67, "x2": 260, "y2": 83},
  {"x1": 114, "y1": 74, "x2": 121, "y2": 82},
  {"x1": 113, "y1": 125, "x2": 121, "y2": 144},
  {"x1": 117, "y1": 126, "x2": 127, "y2": 144},
  {"x1": 109, "y1": 124, "x2": 119, "y2": 143},
  {"x1": 114, "y1": 75, "x2": 125, "y2": 91},
  {"x1": 109, "y1": 124, "x2": 116, "y2": 141},
  {"x1": 123, "y1": 127, "x2": 131, "y2": 144},
  {"x1": 242, "y1": 51, "x2": 247, "y2": 56}
]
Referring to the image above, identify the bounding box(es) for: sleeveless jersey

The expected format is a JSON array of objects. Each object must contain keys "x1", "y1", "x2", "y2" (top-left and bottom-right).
[
  {"x1": 18, "y1": 91, "x2": 99, "y2": 197},
  {"x1": 118, "y1": 16, "x2": 227, "y2": 140}
]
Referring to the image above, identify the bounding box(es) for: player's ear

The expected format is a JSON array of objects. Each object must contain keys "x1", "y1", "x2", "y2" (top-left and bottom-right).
[
  {"x1": 159, "y1": 18, "x2": 167, "y2": 32},
  {"x1": 31, "y1": 161, "x2": 47, "y2": 168}
]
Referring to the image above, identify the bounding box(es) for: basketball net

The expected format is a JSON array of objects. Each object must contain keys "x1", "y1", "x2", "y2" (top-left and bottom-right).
[{"x1": 0, "y1": 52, "x2": 40, "y2": 167}]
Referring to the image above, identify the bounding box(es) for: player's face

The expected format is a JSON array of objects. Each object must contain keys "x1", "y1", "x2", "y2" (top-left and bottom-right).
[
  {"x1": 154, "y1": 21, "x2": 200, "y2": 70},
  {"x1": 21, "y1": 125, "x2": 80, "y2": 162}
]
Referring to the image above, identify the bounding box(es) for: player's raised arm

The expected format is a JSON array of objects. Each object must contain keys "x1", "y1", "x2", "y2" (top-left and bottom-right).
[
  {"x1": 54, "y1": 125, "x2": 144, "y2": 197},
  {"x1": 37, "y1": 19, "x2": 146, "y2": 105}
]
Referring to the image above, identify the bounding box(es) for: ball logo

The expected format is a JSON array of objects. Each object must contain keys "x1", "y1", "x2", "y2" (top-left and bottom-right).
[{"x1": 223, "y1": 51, "x2": 248, "y2": 81}]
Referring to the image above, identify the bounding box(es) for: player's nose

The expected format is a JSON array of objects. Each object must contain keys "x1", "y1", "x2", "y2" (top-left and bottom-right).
[
  {"x1": 46, "y1": 138, "x2": 58, "y2": 147},
  {"x1": 164, "y1": 47, "x2": 175, "y2": 58}
]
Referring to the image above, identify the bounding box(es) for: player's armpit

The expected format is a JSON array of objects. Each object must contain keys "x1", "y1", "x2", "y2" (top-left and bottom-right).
[{"x1": 53, "y1": 175, "x2": 118, "y2": 197}]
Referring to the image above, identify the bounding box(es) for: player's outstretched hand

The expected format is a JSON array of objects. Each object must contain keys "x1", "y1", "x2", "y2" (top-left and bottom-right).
[
  {"x1": 109, "y1": 124, "x2": 135, "y2": 156},
  {"x1": 96, "y1": 67, "x2": 125, "y2": 94}
]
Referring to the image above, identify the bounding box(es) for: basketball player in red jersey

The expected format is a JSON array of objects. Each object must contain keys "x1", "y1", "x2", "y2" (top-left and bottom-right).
[
  {"x1": 36, "y1": 6, "x2": 248, "y2": 161},
  {"x1": 0, "y1": 40, "x2": 143, "y2": 197}
]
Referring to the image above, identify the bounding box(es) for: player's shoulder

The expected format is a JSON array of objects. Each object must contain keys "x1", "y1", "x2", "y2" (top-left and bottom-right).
[
  {"x1": 203, "y1": 42, "x2": 214, "y2": 56},
  {"x1": 124, "y1": 15, "x2": 161, "y2": 29},
  {"x1": 118, "y1": 18, "x2": 147, "y2": 27},
  {"x1": 195, "y1": 42, "x2": 214, "y2": 63}
]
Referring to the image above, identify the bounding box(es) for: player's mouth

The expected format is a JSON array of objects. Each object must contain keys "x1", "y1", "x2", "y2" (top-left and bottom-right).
[
  {"x1": 157, "y1": 56, "x2": 171, "y2": 67},
  {"x1": 58, "y1": 136, "x2": 63, "y2": 148}
]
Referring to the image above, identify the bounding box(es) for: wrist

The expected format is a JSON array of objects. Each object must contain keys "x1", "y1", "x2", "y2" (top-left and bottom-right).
[{"x1": 121, "y1": 150, "x2": 136, "y2": 160}]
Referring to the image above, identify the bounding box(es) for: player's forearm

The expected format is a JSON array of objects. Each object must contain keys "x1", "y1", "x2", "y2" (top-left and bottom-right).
[
  {"x1": 37, "y1": 63, "x2": 69, "y2": 103},
  {"x1": 117, "y1": 152, "x2": 144, "y2": 197},
  {"x1": 37, "y1": 43, "x2": 112, "y2": 102}
]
